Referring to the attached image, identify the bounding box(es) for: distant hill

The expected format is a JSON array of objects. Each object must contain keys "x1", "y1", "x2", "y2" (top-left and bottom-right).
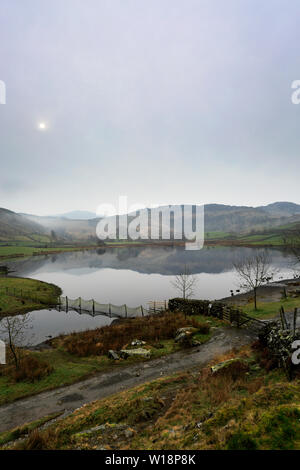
[
  {"x1": 258, "y1": 202, "x2": 300, "y2": 217},
  {"x1": 30, "y1": 202, "x2": 300, "y2": 240},
  {"x1": 0, "y1": 202, "x2": 299, "y2": 243},
  {"x1": 202, "y1": 203, "x2": 300, "y2": 232},
  {"x1": 0, "y1": 208, "x2": 47, "y2": 241},
  {"x1": 52, "y1": 210, "x2": 97, "y2": 220},
  {"x1": 22, "y1": 213, "x2": 99, "y2": 241}
]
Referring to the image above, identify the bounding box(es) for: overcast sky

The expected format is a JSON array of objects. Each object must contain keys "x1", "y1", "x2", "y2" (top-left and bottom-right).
[{"x1": 0, "y1": 0, "x2": 300, "y2": 215}]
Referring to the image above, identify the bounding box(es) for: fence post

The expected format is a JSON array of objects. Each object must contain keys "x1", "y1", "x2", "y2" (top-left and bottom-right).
[
  {"x1": 236, "y1": 311, "x2": 240, "y2": 328},
  {"x1": 293, "y1": 308, "x2": 298, "y2": 337},
  {"x1": 66, "y1": 296, "x2": 68, "y2": 312},
  {"x1": 164, "y1": 300, "x2": 167, "y2": 311},
  {"x1": 280, "y1": 306, "x2": 288, "y2": 329},
  {"x1": 141, "y1": 305, "x2": 144, "y2": 317},
  {"x1": 78, "y1": 297, "x2": 81, "y2": 311},
  {"x1": 125, "y1": 304, "x2": 128, "y2": 318},
  {"x1": 92, "y1": 299, "x2": 95, "y2": 316},
  {"x1": 109, "y1": 303, "x2": 111, "y2": 318},
  {"x1": 154, "y1": 301, "x2": 156, "y2": 314}
]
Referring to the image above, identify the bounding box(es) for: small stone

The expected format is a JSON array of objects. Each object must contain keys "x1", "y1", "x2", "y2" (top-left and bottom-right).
[
  {"x1": 108, "y1": 350, "x2": 119, "y2": 360},
  {"x1": 131, "y1": 339, "x2": 146, "y2": 347},
  {"x1": 124, "y1": 428, "x2": 134, "y2": 438}
]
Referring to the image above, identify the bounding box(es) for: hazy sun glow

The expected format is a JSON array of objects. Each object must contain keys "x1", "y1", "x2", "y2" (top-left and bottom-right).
[{"x1": 38, "y1": 122, "x2": 46, "y2": 130}]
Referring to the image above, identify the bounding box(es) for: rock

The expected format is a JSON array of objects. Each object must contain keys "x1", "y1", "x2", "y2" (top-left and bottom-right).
[
  {"x1": 76, "y1": 424, "x2": 106, "y2": 436},
  {"x1": 120, "y1": 348, "x2": 151, "y2": 359},
  {"x1": 175, "y1": 326, "x2": 198, "y2": 335},
  {"x1": 108, "y1": 350, "x2": 119, "y2": 360},
  {"x1": 174, "y1": 326, "x2": 198, "y2": 343},
  {"x1": 211, "y1": 358, "x2": 248, "y2": 374},
  {"x1": 124, "y1": 428, "x2": 135, "y2": 438},
  {"x1": 174, "y1": 332, "x2": 188, "y2": 343},
  {"x1": 142, "y1": 396, "x2": 153, "y2": 402},
  {"x1": 131, "y1": 339, "x2": 146, "y2": 347}
]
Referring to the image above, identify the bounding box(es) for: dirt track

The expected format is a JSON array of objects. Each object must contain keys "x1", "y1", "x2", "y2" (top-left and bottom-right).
[{"x1": 0, "y1": 327, "x2": 256, "y2": 433}]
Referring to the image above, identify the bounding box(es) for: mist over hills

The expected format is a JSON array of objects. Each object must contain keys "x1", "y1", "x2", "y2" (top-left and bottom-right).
[
  {"x1": 0, "y1": 202, "x2": 300, "y2": 242},
  {"x1": 51, "y1": 211, "x2": 98, "y2": 220},
  {"x1": 0, "y1": 208, "x2": 47, "y2": 241}
]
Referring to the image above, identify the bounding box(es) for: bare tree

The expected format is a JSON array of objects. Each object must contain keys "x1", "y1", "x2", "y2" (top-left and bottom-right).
[
  {"x1": 233, "y1": 252, "x2": 276, "y2": 310},
  {"x1": 0, "y1": 314, "x2": 32, "y2": 370},
  {"x1": 171, "y1": 265, "x2": 197, "y2": 299}
]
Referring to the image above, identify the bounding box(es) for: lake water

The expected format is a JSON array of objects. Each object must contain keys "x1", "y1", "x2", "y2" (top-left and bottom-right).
[{"x1": 0, "y1": 246, "x2": 295, "y2": 345}]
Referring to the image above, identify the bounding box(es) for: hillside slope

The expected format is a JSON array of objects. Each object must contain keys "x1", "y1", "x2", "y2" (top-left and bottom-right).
[
  {"x1": 0, "y1": 208, "x2": 47, "y2": 241},
  {"x1": 1, "y1": 202, "x2": 299, "y2": 243}
]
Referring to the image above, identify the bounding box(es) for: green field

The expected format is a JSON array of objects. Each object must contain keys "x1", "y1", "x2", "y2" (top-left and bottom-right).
[
  {"x1": 0, "y1": 226, "x2": 291, "y2": 260},
  {"x1": 0, "y1": 277, "x2": 61, "y2": 316},
  {"x1": 240, "y1": 297, "x2": 300, "y2": 319},
  {"x1": 0, "y1": 244, "x2": 97, "y2": 259}
]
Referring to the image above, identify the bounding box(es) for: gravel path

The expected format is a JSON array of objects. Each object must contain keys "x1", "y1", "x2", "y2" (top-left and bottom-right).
[{"x1": 0, "y1": 327, "x2": 255, "y2": 433}]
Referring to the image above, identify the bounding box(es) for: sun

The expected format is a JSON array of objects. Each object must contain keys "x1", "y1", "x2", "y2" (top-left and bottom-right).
[{"x1": 38, "y1": 122, "x2": 46, "y2": 130}]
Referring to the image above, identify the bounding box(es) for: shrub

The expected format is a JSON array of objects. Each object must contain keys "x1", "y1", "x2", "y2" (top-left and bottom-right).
[
  {"x1": 13, "y1": 355, "x2": 53, "y2": 383},
  {"x1": 168, "y1": 298, "x2": 211, "y2": 315},
  {"x1": 226, "y1": 432, "x2": 258, "y2": 450},
  {"x1": 212, "y1": 359, "x2": 250, "y2": 381},
  {"x1": 16, "y1": 429, "x2": 52, "y2": 450}
]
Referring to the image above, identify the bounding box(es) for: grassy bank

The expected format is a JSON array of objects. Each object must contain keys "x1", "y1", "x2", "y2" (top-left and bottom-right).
[
  {"x1": 239, "y1": 297, "x2": 300, "y2": 320},
  {"x1": 0, "y1": 243, "x2": 100, "y2": 259},
  {"x1": 0, "y1": 412, "x2": 62, "y2": 447},
  {"x1": 0, "y1": 313, "x2": 223, "y2": 406},
  {"x1": 7, "y1": 344, "x2": 300, "y2": 450},
  {"x1": 0, "y1": 277, "x2": 62, "y2": 316}
]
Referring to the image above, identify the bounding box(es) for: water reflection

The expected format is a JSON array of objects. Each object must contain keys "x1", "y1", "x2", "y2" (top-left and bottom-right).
[
  {"x1": 3, "y1": 246, "x2": 294, "y2": 306},
  {"x1": 0, "y1": 246, "x2": 295, "y2": 345}
]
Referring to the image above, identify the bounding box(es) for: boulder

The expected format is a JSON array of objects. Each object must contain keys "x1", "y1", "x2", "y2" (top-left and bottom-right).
[
  {"x1": 174, "y1": 326, "x2": 198, "y2": 343},
  {"x1": 176, "y1": 326, "x2": 198, "y2": 335},
  {"x1": 211, "y1": 358, "x2": 248, "y2": 375},
  {"x1": 120, "y1": 348, "x2": 151, "y2": 359},
  {"x1": 108, "y1": 350, "x2": 119, "y2": 360}
]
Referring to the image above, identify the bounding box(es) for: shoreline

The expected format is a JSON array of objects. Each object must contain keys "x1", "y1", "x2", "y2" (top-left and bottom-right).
[
  {"x1": 0, "y1": 239, "x2": 289, "y2": 262},
  {"x1": 0, "y1": 277, "x2": 62, "y2": 318}
]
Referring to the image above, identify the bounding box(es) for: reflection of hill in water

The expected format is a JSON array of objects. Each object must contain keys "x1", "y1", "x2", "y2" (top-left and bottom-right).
[{"x1": 7, "y1": 246, "x2": 293, "y2": 277}]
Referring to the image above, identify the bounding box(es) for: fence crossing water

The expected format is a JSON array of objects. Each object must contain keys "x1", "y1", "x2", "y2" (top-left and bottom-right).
[{"x1": 58, "y1": 296, "x2": 168, "y2": 319}]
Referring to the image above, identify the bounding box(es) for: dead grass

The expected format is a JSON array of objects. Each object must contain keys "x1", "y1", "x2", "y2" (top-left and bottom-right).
[
  {"x1": 0, "y1": 351, "x2": 53, "y2": 383},
  {"x1": 59, "y1": 312, "x2": 209, "y2": 357},
  {"x1": 8, "y1": 340, "x2": 300, "y2": 451}
]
